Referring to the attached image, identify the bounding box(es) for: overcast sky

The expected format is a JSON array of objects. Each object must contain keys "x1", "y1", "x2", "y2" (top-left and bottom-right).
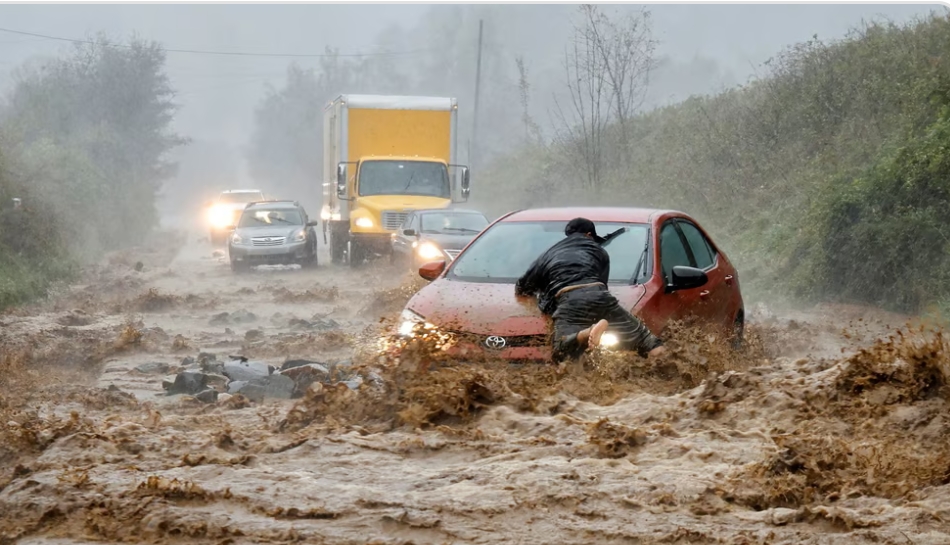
[{"x1": 0, "y1": 2, "x2": 941, "y2": 209}]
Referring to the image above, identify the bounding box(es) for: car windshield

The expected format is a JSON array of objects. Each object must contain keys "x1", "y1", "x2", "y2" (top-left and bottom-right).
[
  {"x1": 219, "y1": 192, "x2": 264, "y2": 204},
  {"x1": 447, "y1": 220, "x2": 650, "y2": 283},
  {"x1": 420, "y1": 212, "x2": 488, "y2": 234},
  {"x1": 238, "y1": 208, "x2": 302, "y2": 227},
  {"x1": 358, "y1": 160, "x2": 450, "y2": 198}
]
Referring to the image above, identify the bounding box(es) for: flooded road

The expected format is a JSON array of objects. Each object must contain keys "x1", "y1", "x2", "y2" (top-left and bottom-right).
[{"x1": 2, "y1": 230, "x2": 950, "y2": 544}]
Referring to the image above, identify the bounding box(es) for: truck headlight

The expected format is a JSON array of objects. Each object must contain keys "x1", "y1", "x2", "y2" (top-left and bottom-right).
[
  {"x1": 355, "y1": 217, "x2": 373, "y2": 228},
  {"x1": 416, "y1": 242, "x2": 443, "y2": 261},
  {"x1": 292, "y1": 229, "x2": 306, "y2": 242}
]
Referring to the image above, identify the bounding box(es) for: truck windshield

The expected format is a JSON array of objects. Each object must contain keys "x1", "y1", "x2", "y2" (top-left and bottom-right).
[{"x1": 358, "y1": 160, "x2": 450, "y2": 199}]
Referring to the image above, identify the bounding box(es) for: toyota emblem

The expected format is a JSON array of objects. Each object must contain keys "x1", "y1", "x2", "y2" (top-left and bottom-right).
[
  {"x1": 484, "y1": 335, "x2": 507, "y2": 350},
  {"x1": 265, "y1": 238, "x2": 272, "y2": 242}
]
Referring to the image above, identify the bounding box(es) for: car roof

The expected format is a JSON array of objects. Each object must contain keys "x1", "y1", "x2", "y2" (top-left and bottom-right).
[
  {"x1": 500, "y1": 206, "x2": 674, "y2": 223},
  {"x1": 222, "y1": 189, "x2": 263, "y2": 194},
  {"x1": 245, "y1": 201, "x2": 299, "y2": 209}
]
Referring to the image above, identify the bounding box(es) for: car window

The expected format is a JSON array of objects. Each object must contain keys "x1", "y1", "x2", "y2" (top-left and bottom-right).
[
  {"x1": 420, "y1": 212, "x2": 488, "y2": 234},
  {"x1": 677, "y1": 220, "x2": 715, "y2": 270},
  {"x1": 660, "y1": 222, "x2": 691, "y2": 280},
  {"x1": 448, "y1": 220, "x2": 649, "y2": 283}
]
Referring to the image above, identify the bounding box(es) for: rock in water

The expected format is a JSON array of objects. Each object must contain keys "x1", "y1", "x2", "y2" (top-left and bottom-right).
[
  {"x1": 229, "y1": 375, "x2": 295, "y2": 402},
  {"x1": 135, "y1": 362, "x2": 170, "y2": 375},
  {"x1": 195, "y1": 389, "x2": 218, "y2": 404},
  {"x1": 223, "y1": 359, "x2": 273, "y2": 382},
  {"x1": 280, "y1": 364, "x2": 332, "y2": 397},
  {"x1": 165, "y1": 371, "x2": 209, "y2": 395}
]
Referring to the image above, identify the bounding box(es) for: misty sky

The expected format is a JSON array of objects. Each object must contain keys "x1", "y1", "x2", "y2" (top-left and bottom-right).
[{"x1": 0, "y1": 3, "x2": 940, "y2": 204}]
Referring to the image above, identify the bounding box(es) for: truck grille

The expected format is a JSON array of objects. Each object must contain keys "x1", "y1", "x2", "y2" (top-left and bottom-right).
[
  {"x1": 251, "y1": 236, "x2": 286, "y2": 247},
  {"x1": 444, "y1": 249, "x2": 461, "y2": 260},
  {"x1": 381, "y1": 211, "x2": 408, "y2": 231}
]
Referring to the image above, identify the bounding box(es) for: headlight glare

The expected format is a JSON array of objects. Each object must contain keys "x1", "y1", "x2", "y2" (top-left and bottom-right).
[
  {"x1": 355, "y1": 217, "x2": 373, "y2": 228},
  {"x1": 600, "y1": 332, "x2": 619, "y2": 348},
  {"x1": 416, "y1": 242, "x2": 443, "y2": 260}
]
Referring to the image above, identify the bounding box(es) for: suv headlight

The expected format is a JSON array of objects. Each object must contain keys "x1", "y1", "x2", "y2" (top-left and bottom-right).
[
  {"x1": 416, "y1": 242, "x2": 443, "y2": 261},
  {"x1": 230, "y1": 232, "x2": 243, "y2": 245},
  {"x1": 292, "y1": 228, "x2": 306, "y2": 242}
]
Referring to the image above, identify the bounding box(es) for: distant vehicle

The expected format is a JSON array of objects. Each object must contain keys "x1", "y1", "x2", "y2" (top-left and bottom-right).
[
  {"x1": 322, "y1": 94, "x2": 471, "y2": 268},
  {"x1": 227, "y1": 200, "x2": 318, "y2": 273},
  {"x1": 207, "y1": 189, "x2": 267, "y2": 246},
  {"x1": 390, "y1": 208, "x2": 489, "y2": 271},
  {"x1": 396, "y1": 207, "x2": 745, "y2": 361}
]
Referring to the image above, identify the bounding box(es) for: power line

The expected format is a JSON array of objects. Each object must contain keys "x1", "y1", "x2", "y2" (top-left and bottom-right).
[{"x1": 0, "y1": 26, "x2": 432, "y2": 59}]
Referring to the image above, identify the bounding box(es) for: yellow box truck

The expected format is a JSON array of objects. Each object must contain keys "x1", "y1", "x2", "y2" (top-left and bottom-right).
[{"x1": 321, "y1": 94, "x2": 470, "y2": 267}]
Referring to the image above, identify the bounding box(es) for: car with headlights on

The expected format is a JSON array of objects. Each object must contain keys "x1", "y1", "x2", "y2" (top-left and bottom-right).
[
  {"x1": 207, "y1": 189, "x2": 267, "y2": 246},
  {"x1": 396, "y1": 207, "x2": 744, "y2": 361},
  {"x1": 227, "y1": 200, "x2": 318, "y2": 272},
  {"x1": 390, "y1": 208, "x2": 489, "y2": 271}
]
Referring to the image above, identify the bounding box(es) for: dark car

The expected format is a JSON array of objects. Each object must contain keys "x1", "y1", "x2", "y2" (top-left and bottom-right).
[
  {"x1": 397, "y1": 207, "x2": 744, "y2": 361},
  {"x1": 227, "y1": 200, "x2": 318, "y2": 272},
  {"x1": 390, "y1": 208, "x2": 489, "y2": 271}
]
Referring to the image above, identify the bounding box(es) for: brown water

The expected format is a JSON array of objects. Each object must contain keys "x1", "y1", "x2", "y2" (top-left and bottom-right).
[{"x1": 2, "y1": 231, "x2": 949, "y2": 544}]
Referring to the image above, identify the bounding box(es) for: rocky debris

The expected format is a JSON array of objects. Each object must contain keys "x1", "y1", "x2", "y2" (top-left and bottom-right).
[
  {"x1": 180, "y1": 356, "x2": 196, "y2": 367},
  {"x1": 134, "y1": 362, "x2": 171, "y2": 375},
  {"x1": 287, "y1": 317, "x2": 341, "y2": 331},
  {"x1": 209, "y1": 309, "x2": 257, "y2": 326},
  {"x1": 157, "y1": 353, "x2": 368, "y2": 402},
  {"x1": 195, "y1": 389, "x2": 218, "y2": 404},
  {"x1": 57, "y1": 310, "x2": 94, "y2": 327},
  {"x1": 223, "y1": 359, "x2": 275, "y2": 382},
  {"x1": 165, "y1": 371, "x2": 209, "y2": 395},
  {"x1": 245, "y1": 329, "x2": 264, "y2": 341}
]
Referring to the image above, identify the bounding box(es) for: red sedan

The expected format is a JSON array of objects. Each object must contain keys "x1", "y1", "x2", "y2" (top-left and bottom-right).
[{"x1": 397, "y1": 207, "x2": 744, "y2": 361}]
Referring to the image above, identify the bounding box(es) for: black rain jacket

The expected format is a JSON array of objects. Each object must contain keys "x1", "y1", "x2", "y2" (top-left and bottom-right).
[{"x1": 515, "y1": 233, "x2": 610, "y2": 315}]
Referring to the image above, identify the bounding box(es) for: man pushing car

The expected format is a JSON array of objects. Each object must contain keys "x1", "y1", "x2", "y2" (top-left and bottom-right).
[{"x1": 515, "y1": 217, "x2": 667, "y2": 362}]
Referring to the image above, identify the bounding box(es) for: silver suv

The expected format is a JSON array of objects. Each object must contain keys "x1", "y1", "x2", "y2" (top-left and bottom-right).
[{"x1": 227, "y1": 201, "x2": 318, "y2": 272}]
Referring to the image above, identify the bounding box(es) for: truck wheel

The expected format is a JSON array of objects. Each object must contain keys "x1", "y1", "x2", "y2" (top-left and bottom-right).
[
  {"x1": 330, "y1": 225, "x2": 345, "y2": 264},
  {"x1": 348, "y1": 240, "x2": 363, "y2": 268}
]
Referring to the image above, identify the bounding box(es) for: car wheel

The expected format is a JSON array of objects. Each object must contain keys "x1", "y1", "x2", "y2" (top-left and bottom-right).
[
  {"x1": 301, "y1": 246, "x2": 318, "y2": 269},
  {"x1": 230, "y1": 258, "x2": 249, "y2": 274},
  {"x1": 730, "y1": 310, "x2": 745, "y2": 350}
]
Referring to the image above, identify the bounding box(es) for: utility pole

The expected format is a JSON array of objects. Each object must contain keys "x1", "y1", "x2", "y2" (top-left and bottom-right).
[{"x1": 471, "y1": 19, "x2": 484, "y2": 169}]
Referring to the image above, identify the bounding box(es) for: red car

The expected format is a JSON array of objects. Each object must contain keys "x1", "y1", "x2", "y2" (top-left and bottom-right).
[{"x1": 397, "y1": 207, "x2": 744, "y2": 361}]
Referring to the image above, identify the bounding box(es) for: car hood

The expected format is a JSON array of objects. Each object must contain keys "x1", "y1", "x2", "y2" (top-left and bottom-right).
[
  {"x1": 235, "y1": 225, "x2": 303, "y2": 238},
  {"x1": 406, "y1": 279, "x2": 646, "y2": 337},
  {"x1": 420, "y1": 232, "x2": 477, "y2": 250}
]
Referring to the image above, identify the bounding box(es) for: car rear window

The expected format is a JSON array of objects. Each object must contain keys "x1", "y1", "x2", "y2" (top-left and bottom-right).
[{"x1": 447, "y1": 220, "x2": 649, "y2": 283}]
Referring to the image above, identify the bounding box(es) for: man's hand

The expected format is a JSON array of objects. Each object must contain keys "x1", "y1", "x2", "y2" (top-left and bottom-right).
[{"x1": 647, "y1": 345, "x2": 668, "y2": 359}]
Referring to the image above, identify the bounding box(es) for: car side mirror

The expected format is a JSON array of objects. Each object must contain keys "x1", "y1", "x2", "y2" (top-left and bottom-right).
[
  {"x1": 418, "y1": 260, "x2": 446, "y2": 281},
  {"x1": 306, "y1": 221, "x2": 319, "y2": 227},
  {"x1": 403, "y1": 228, "x2": 417, "y2": 237},
  {"x1": 460, "y1": 167, "x2": 470, "y2": 200},
  {"x1": 336, "y1": 163, "x2": 347, "y2": 198},
  {"x1": 665, "y1": 265, "x2": 708, "y2": 293}
]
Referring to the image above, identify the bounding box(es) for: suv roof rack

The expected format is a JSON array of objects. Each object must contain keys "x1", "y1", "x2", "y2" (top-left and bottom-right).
[{"x1": 244, "y1": 200, "x2": 300, "y2": 209}]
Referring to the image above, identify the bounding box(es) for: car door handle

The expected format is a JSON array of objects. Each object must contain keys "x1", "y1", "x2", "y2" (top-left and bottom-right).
[
  {"x1": 724, "y1": 275, "x2": 733, "y2": 286},
  {"x1": 700, "y1": 290, "x2": 710, "y2": 298}
]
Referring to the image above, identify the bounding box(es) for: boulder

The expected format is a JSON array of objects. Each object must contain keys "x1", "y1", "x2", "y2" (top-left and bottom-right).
[
  {"x1": 228, "y1": 374, "x2": 295, "y2": 402},
  {"x1": 134, "y1": 362, "x2": 170, "y2": 375},
  {"x1": 223, "y1": 359, "x2": 273, "y2": 382},
  {"x1": 165, "y1": 371, "x2": 209, "y2": 395}
]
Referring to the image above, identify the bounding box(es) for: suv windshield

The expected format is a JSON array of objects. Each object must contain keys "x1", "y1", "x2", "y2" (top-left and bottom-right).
[
  {"x1": 421, "y1": 212, "x2": 488, "y2": 234},
  {"x1": 448, "y1": 220, "x2": 649, "y2": 283},
  {"x1": 358, "y1": 160, "x2": 450, "y2": 198},
  {"x1": 238, "y1": 208, "x2": 302, "y2": 227},
  {"x1": 219, "y1": 192, "x2": 264, "y2": 204}
]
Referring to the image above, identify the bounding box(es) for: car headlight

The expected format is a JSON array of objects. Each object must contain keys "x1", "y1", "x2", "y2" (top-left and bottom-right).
[
  {"x1": 355, "y1": 217, "x2": 373, "y2": 228},
  {"x1": 230, "y1": 232, "x2": 243, "y2": 245},
  {"x1": 600, "y1": 332, "x2": 619, "y2": 348},
  {"x1": 209, "y1": 205, "x2": 232, "y2": 229},
  {"x1": 292, "y1": 229, "x2": 306, "y2": 242},
  {"x1": 416, "y1": 242, "x2": 443, "y2": 261},
  {"x1": 398, "y1": 308, "x2": 426, "y2": 337}
]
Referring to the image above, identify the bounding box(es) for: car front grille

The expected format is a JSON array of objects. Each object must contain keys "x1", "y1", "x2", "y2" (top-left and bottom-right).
[
  {"x1": 448, "y1": 331, "x2": 548, "y2": 350},
  {"x1": 381, "y1": 211, "x2": 408, "y2": 231},
  {"x1": 251, "y1": 236, "x2": 286, "y2": 247},
  {"x1": 444, "y1": 249, "x2": 461, "y2": 260}
]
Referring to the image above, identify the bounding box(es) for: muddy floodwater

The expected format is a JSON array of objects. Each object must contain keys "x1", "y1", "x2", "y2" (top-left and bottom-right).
[{"x1": 3, "y1": 231, "x2": 950, "y2": 544}]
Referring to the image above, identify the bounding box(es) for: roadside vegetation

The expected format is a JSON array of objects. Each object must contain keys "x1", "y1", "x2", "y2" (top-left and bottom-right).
[
  {"x1": 0, "y1": 36, "x2": 184, "y2": 309},
  {"x1": 478, "y1": 11, "x2": 950, "y2": 314}
]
